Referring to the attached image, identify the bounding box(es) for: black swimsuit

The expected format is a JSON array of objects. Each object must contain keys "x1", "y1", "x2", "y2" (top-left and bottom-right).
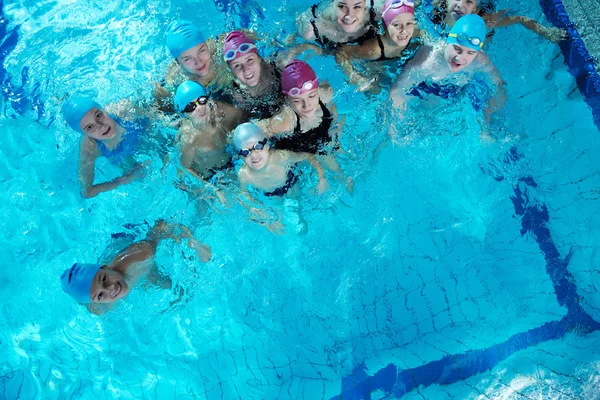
[
  {"x1": 264, "y1": 167, "x2": 301, "y2": 197},
  {"x1": 310, "y1": 0, "x2": 378, "y2": 50},
  {"x1": 272, "y1": 101, "x2": 335, "y2": 155}
]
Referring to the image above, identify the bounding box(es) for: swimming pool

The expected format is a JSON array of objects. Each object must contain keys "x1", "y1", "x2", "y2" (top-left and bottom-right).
[{"x1": 1, "y1": 0, "x2": 599, "y2": 398}]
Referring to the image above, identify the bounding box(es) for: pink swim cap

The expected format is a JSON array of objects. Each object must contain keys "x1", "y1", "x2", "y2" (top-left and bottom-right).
[
  {"x1": 223, "y1": 31, "x2": 258, "y2": 64},
  {"x1": 382, "y1": 0, "x2": 415, "y2": 27},
  {"x1": 281, "y1": 60, "x2": 318, "y2": 96}
]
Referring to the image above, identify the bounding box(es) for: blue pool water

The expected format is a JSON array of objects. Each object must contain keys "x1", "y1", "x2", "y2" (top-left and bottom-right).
[{"x1": 1, "y1": 0, "x2": 600, "y2": 399}]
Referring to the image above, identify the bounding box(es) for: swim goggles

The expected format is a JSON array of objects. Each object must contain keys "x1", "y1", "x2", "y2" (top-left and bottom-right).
[
  {"x1": 382, "y1": 0, "x2": 415, "y2": 16},
  {"x1": 182, "y1": 95, "x2": 210, "y2": 113},
  {"x1": 283, "y1": 78, "x2": 319, "y2": 96},
  {"x1": 238, "y1": 138, "x2": 268, "y2": 157},
  {"x1": 448, "y1": 32, "x2": 483, "y2": 49},
  {"x1": 223, "y1": 43, "x2": 257, "y2": 62}
]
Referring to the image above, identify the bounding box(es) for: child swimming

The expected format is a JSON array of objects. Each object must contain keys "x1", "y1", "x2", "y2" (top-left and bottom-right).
[
  {"x1": 175, "y1": 80, "x2": 246, "y2": 182},
  {"x1": 430, "y1": 0, "x2": 567, "y2": 42},
  {"x1": 389, "y1": 14, "x2": 504, "y2": 135},
  {"x1": 296, "y1": 0, "x2": 382, "y2": 51},
  {"x1": 234, "y1": 122, "x2": 328, "y2": 197},
  {"x1": 222, "y1": 31, "x2": 287, "y2": 119},
  {"x1": 62, "y1": 96, "x2": 151, "y2": 198},
  {"x1": 335, "y1": 0, "x2": 422, "y2": 89},
  {"x1": 60, "y1": 220, "x2": 211, "y2": 315},
  {"x1": 153, "y1": 20, "x2": 229, "y2": 111}
]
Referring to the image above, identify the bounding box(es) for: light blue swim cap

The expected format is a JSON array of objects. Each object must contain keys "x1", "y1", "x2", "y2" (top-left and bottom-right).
[
  {"x1": 62, "y1": 96, "x2": 101, "y2": 133},
  {"x1": 166, "y1": 20, "x2": 206, "y2": 59},
  {"x1": 233, "y1": 123, "x2": 265, "y2": 149},
  {"x1": 60, "y1": 263, "x2": 102, "y2": 304},
  {"x1": 447, "y1": 14, "x2": 487, "y2": 51},
  {"x1": 174, "y1": 80, "x2": 208, "y2": 112}
]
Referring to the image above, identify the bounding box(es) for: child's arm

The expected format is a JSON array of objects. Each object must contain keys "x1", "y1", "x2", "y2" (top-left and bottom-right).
[
  {"x1": 255, "y1": 107, "x2": 295, "y2": 137},
  {"x1": 147, "y1": 219, "x2": 212, "y2": 262},
  {"x1": 477, "y1": 52, "x2": 507, "y2": 129},
  {"x1": 334, "y1": 45, "x2": 379, "y2": 91},
  {"x1": 287, "y1": 152, "x2": 329, "y2": 194},
  {"x1": 488, "y1": 11, "x2": 568, "y2": 43},
  {"x1": 78, "y1": 137, "x2": 144, "y2": 199},
  {"x1": 297, "y1": 7, "x2": 318, "y2": 41}
]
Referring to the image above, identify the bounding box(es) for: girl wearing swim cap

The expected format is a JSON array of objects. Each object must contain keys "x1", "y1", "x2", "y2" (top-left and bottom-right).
[
  {"x1": 389, "y1": 15, "x2": 505, "y2": 137},
  {"x1": 431, "y1": 0, "x2": 567, "y2": 43},
  {"x1": 60, "y1": 220, "x2": 211, "y2": 315},
  {"x1": 153, "y1": 20, "x2": 230, "y2": 112},
  {"x1": 175, "y1": 81, "x2": 246, "y2": 184},
  {"x1": 257, "y1": 60, "x2": 353, "y2": 190},
  {"x1": 222, "y1": 31, "x2": 286, "y2": 119},
  {"x1": 335, "y1": 0, "x2": 422, "y2": 91},
  {"x1": 296, "y1": 0, "x2": 380, "y2": 51},
  {"x1": 62, "y1": 96, "x2": 153, "y2": 198}
]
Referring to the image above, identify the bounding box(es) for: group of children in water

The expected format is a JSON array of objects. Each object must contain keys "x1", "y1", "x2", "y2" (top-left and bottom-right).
[{"x1": 59, "y1": 0, "x2": 567, "y2": 314}]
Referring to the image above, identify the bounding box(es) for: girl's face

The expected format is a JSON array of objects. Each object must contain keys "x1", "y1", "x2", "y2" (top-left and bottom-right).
[
  {"x1": 229, "y1": 53, "x2": 262, "y2": 87},
  {"x1": 89, "y1": 267, "x2": 130, "y2": 304},
  {"x1": 444, "y1": 43, "x2": 478, "y2": 72},
  {"x1": 286, "y1": 88, "x2": 320, "y2": 119},
  {"x1": 334, "y1": 0, "x2": 367, "y2": 33},
  {"x1": 447, "y1": 0, "x2": 477, "y2": 21},
  {"x1": 387, "y1": 13, "x2": 415, "y2": 48},
  {"x1": 80, "y1": 108, "x2": 118, "y2": 140},
  {"x1": 177, "y1": 43, "x2": 212, "y2": 77},
  {"x1": 241, "y1": 139, "x2": 270, "y2": 170}
]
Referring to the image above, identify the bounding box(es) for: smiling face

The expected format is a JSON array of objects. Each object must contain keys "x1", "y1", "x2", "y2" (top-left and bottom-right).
[
  {"x1": 229, "y1": 53, "x2": 262, "y2": 87},
  {"x1": 444, "y1": 43, "x2": 478, "y2": 72},
  {"x1": 334, "y1": 0, "x2": 366, "y2": 33},
  {"x1": 177, "y1": 43, "x2": 212, "y2": 77},
  {"x1": 386, "y1": 13, "x2": 415, "y2": 47},
  {"x1": 89, "y1": 267, "x2": 129, "y2": 304},
  {"x1": 241, "y1": 139, "x2": 270, "y2": 170},
  {"x1": 286, "y1": 88, "x2": 320, "y2": 119},
  {"x1": 79, "y1": 108, "x2": 118, "y2": 140},
  {"x1": 447, "y1": 0, "x2": 477, "y2": 21}
]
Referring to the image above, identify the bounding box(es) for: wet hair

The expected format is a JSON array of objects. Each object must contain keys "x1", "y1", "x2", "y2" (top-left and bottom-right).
[{"x1": 432, "y1": 0, "x2": 496, "y2": 25}]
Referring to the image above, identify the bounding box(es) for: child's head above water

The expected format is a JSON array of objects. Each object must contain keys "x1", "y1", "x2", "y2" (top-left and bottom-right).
[
  {"x1": 62, "y1": 96, "x2": 118, "y2": 140},
  {"x1": 234, "y1": 123, "x2": 270, "y2": 171},
  {"x1": 282, "y1": 60, "x2": 320, "y2": 119},
  {"x1": 175, "y1": 80, "x2": 210, "y2": 122},
  {"x1": 166, "y1": 20, "x2": 211, "y2": 78},
  {"x1": 60, "y1": 263, "x2": 129, "y2": 304},
  {"x1": 382, "y1": 0, "x2": 415, "y2": 48},
  {"x1": 223, "y1": 31, "x2": 262, "y2": 87},
  {"x1": 444, "y1": 14, "x2": 486, "y2": 72},
  {"x1": 333, "y1": 0, "x2": 368, "y2": 33}
]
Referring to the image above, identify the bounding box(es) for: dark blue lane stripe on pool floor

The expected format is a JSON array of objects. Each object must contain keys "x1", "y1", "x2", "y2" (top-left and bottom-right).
[
  {"x1": 334, "y1": 176, "x2": 600, "y2": 399},
  {"x1": 540, "y1": 0, "x2": 600, "y2": 130}
]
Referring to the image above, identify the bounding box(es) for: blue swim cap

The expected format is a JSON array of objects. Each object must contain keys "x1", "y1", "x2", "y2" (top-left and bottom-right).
[
  {"x1": 174, "y1": 80, "x2": 208, "y2": 112},
  {"x1": 166, "y1": 20, "x2": 206, "y2": 59},
  {"x1": 60, "y1": 263, "x2": 102, "y2": 304},
  {"x1": 233, "y1": 123, "x2": 265, "y2": 149},
  {"x1": 447, "y1": 14, "x2": 487, "y2": 51},
  {"x1": 62, "y1": 96, "x2": 101, "y2": 133}
]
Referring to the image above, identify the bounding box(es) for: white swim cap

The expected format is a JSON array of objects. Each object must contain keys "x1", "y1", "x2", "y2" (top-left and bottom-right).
[{"x1": 233, "y1": 123, "x2": 265, "y2": 149}]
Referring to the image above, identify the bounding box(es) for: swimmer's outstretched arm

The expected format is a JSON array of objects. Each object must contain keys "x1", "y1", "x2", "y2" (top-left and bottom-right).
[
  {"x1": 297, "y1": 7, "x2": 318, "y2": 41},
  {"x1": 334, "y1": 44, "x2": 379, "y2": 90},
  {"x1": 148, "y1": 219, "x2": 212, "y2": 262},
  {"x1": 486, "y1": 11, "x2": 567, "y2": 43},
  {"x1": 255, "y1": 107, "x2": 295, "y2": 138},
  {"x1": 78, "y1": 137, "x2": 142, "y2": 199}
]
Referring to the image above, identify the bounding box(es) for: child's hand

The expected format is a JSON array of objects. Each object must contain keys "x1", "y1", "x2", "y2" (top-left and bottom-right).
[
  {"x1": 543, "y1": 27, "x2": 569, "y2": 43},
  {"x1": 317, "y1": 177, "x2": 329, "y2": 194},
  {"x1": 267, "y1": 221, "x2": 285, "y2": 235},
  {"x1": 188, "y1": 239, "x2": 212, "y2": 262},
  {"x1": 121, "y1": 161, "x2": 149, "y2": 184}
]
